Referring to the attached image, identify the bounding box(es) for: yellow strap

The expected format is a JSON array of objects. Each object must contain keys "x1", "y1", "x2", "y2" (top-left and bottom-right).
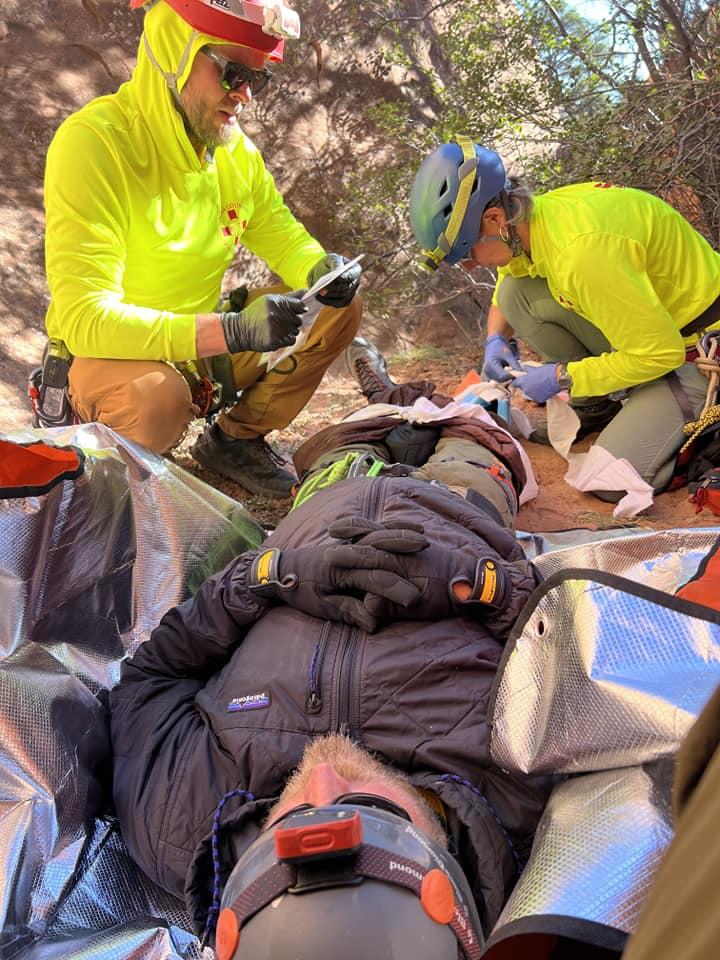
[
  {"x1": 478, "y1": 560, "x2": 498, "y2": 604},
  {"x1": 255, "y1": 549, "x2": 275, "y2": 585},
  {"x1": 424, "y1": 135, "x2": 477, "y2": 269}
]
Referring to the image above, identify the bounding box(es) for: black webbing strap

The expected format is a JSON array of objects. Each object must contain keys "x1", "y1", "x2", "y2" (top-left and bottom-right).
[
  {"x1": 226, "y1": 844, "x2": 482, "y2": 960},
  {"x1": 680, "y1": 291, "x2": 720, "y2": 337},
  {"x1": 667, "y1": 370, "x2": 696, "y2": 421},
  {"x1": 354, "y1": 845, "x2": 483, "y2": 960},
  {"x1": 224, "y1": 860, "x2": 294, "y2": 936}
]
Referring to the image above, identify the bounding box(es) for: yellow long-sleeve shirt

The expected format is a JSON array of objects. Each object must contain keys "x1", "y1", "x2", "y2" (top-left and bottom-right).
[
  {"x1": 493, "y1": 182, "x2": 720, "y2": 397},
  {"x1": 44, "y1": 2, "x2": 324, "y2": 362}
]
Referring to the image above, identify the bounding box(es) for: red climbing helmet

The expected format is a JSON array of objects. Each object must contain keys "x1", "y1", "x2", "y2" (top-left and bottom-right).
[{"x1": 130, "y1": 0, "x2": 300, "y2": 61}]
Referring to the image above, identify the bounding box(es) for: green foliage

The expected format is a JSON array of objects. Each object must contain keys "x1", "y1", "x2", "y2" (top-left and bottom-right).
[{"x1": 284, "y1": 0, "x2": 720, "y2": 335}]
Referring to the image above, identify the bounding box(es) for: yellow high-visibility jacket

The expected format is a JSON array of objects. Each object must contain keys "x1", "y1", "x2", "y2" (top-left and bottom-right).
[
  {"x1": 493, "y1": 182, "x2": 720, "y2": 397},
  {"x1": 44, "y1": 2, "x2": 324, "y2": 362}
]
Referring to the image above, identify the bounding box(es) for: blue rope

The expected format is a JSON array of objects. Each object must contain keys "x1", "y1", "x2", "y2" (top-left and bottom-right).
[
  {"x1": 202, "y1": 787, "x2": 255, "y2": 944},
  {"x1": 438, "y1": 773, "x2": 522, "y2": 874}
]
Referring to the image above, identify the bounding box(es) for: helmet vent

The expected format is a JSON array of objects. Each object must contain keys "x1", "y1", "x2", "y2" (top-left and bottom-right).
[
  {"x1": 442, "y1": 204, "x2": 453, "y2": 218},
  {"x1": 438, "y1": 179, "x2": 449, "y2": 198}
]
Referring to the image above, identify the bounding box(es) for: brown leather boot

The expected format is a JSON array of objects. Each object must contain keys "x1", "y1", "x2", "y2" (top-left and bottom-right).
[
  {"x1": 345, "y1": 337, "x2": 395, "y2": 399},
  {"x1": 192, "y1": 425, "x2": 296, "y2": 498}
]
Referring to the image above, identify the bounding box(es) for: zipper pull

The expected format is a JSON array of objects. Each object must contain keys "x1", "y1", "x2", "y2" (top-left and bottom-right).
[{"x1": 307, "y1": 692, "x2": 323, "y2": 714}]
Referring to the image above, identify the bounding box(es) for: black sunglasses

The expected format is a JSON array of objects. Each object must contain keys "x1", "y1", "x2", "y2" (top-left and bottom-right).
[
  {"x1": 269, "y1": 792, "x2": 413, "y2": 829},
  {"x1": 201, "y1": 46, "x2": 273, "y2": 97}
]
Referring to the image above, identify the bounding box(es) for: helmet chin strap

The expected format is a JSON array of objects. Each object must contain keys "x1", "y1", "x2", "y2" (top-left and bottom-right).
[{"x1": 142, "y1": 30, "x2": 199, "y2": 111}]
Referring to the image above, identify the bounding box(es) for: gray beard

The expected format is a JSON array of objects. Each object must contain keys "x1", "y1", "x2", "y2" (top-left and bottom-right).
[{"x1": 177, "y1": 94, "x2": 237, "y2": 152}]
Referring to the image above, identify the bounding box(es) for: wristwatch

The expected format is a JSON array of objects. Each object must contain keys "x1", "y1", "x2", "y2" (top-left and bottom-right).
[{"x1": 556, "y1": 363, "x2": 573, "y2": 391}]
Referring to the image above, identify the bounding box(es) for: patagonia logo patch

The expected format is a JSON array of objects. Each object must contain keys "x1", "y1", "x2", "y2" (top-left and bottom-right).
[{"x1": 227, "y1": 692, "x2": 271, "y2": 713}]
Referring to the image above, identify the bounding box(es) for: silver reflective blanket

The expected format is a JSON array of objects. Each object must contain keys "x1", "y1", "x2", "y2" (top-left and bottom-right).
[
  {"x1": 487, "y1": 549, "x2": 720, "y2": 952},
  {"x1": 1, "y1": 424, "x2": 718, "y2": 958},
  {"x1": 487, "y1": 763, "x2": 674, "y2": 952},
  {"x1": 0, "y1": 425, "x2": 264, "y2": 958},
  {"x1": 491, "y1": 572, "x2": 720, "y2": 775}
]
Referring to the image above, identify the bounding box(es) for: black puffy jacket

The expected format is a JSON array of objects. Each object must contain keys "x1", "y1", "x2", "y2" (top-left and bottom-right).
[{"x1": 110, "y1": 476, "x2": 550, "y2": 936}]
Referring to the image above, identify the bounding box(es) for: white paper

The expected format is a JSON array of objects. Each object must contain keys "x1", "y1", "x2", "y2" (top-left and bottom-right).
[
  {"x1": 545, "y1": 395, "x2": 654, "y2": 517},
  {"x1": 258, "y1": 299, "x2": 322, "y2": 371},
  {"x1": 259, "y1": 254, "x2": 365, "y2": 371},
  {"x1": 302, "y1": 254, "x2": 365, "y2": 302}
]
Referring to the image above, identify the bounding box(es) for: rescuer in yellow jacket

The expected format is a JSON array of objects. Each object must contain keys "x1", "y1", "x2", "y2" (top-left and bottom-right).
[
  {"x1": 410, "y1": 137, "x2": 720, "y2": 497},
  {"x1": 43, "y1": 0, "x2": 362, "y2": 498}
]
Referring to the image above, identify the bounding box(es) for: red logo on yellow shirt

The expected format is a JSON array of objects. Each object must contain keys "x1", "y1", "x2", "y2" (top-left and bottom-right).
[
  {"x1": 558, "y1": 294, "x2": 575, "y2": 309},
  {"x1": 221, "y1": 202, "x2": 248, "y2": 255}
]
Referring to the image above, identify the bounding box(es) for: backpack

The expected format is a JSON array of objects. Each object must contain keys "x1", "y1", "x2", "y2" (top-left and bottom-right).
[{"x1": 672, "y1": 403, "x2": 720, "y2": 516}]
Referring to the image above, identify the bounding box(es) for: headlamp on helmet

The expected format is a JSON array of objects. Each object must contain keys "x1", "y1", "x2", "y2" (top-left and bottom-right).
[
  {"x1": 213, "y1": 804, "x2": 484, "y2": 960},
  {"x1": 130, "y1": 0, "x2": 300, "y2": 60}
]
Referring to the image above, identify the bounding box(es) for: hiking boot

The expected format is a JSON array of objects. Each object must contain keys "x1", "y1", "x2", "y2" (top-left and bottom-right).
[
  {"x1": 529, "y1": 397, "x2": 623, "y2": 446},
  {"x1": 191, "y1": 424, "x2": 296, "y2": 498},
  {"x1": 345, "y1": 336, "x2": 395, "y2": 399}
]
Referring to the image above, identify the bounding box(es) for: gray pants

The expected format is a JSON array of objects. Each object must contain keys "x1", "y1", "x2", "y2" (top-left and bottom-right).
[{"x1": 498, "y1": 276, "x2": 709, "y2": 493}]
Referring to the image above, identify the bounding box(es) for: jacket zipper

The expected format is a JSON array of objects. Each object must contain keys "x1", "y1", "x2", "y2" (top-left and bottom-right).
[
  {"x1": 364, "y1": 474, "x2": 385, "y2": 524},
  {"x1": 337, "y1": 477, "x2": 384, "y2": 736},
  {"x1": 337, "y1": 624, "x2": 359, "y2": 738},
  {"x1": 307, "y1": 621, "x2": 331, "y2": 713}
]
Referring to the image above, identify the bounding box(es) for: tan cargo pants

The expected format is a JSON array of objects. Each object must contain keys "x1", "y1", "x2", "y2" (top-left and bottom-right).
[{"x1": 68, "y1": 287, "x2": 362, "y2": 454}]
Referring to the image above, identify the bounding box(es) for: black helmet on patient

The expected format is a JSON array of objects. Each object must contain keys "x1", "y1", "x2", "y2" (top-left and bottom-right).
[{"x1": 212, "y1": 803, "x2": 484, "y2": 959}]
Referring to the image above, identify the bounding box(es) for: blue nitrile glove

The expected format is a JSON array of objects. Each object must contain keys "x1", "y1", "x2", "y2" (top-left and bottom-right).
[
  {"x1": 307, "y1": 253, "x2": 362, "y2": 308},
  {"x1": 511, "y1": 362, "x2": 562, "y2": 403},
  {"x1": 481, "y1": 334, "x2": 522, "y2": 382}
]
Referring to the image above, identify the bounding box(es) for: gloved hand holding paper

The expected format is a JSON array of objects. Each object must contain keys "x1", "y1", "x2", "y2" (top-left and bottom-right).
[{"x1": 259, "y1": 254, "x2": 365, "y2": 370}]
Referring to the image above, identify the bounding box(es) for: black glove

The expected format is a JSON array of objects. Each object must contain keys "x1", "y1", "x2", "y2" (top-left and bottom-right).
[
  {"x1": 246, "y1": 521, "x2": 429, "y2": 633},
  {"x1": 220, "y1": 291, "x2": 308, "y2": 354},
  {"x1": 307, "y1": 253, "x2": 362, "y2": 308},
  {"x1": 326, "y1": 518, "x2": 539, "y2": 635},
  {"x1": 226, "y1": 284, "x2": 249, "y2": 312}
]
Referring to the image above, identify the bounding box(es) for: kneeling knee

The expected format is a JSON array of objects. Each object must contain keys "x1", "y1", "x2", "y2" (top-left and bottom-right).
[{"x1": 126, "y1": 369, "x2": 193, "y2": 453}]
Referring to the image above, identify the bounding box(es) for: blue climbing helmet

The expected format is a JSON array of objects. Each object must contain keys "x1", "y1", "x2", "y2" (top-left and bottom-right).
[{"x1": 410, "y1": 137, "x2": 509, "y2": 270}]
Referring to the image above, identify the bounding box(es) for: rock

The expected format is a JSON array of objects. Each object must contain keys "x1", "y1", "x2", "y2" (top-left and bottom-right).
[{"x1": 0, "y1": 21, "x2": 9, "y2": 41}]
